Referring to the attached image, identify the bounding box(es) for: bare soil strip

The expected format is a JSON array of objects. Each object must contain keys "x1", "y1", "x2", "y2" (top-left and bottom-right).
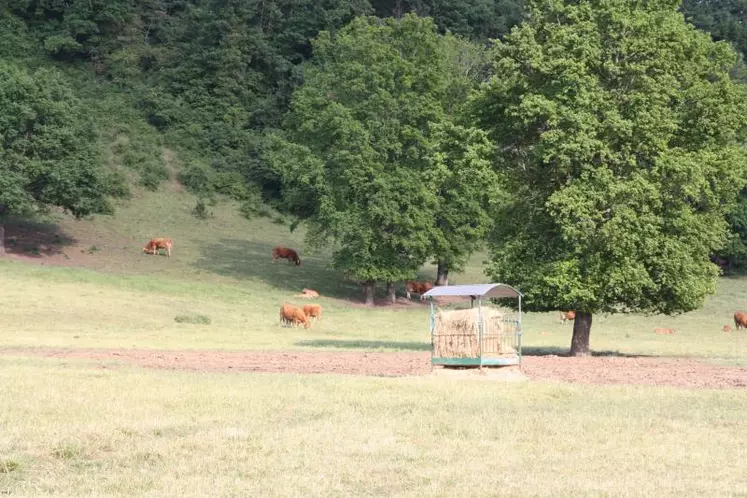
[{"x1": 1, "y1": 347, "x2": 745, "y2": 388}]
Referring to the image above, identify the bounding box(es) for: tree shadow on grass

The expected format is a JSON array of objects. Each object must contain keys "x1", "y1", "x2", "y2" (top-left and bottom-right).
[
  {"x1": 295, "y1": 339, "x2": 431, "y2": 351},
  {"x1": 1, "y1": 216, "x2": 76, "y2": 258},
  {"x1": 194, "y1": 238, "x2": 361, "y2": 299},
  {"x1": 521, "y1": 346, "x2": 655, "y2": 358}
]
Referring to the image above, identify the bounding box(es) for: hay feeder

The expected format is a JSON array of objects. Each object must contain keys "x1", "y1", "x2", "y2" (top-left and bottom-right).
[{"x1": 423, "y1": 283, "x2": 523, "y2": 367}]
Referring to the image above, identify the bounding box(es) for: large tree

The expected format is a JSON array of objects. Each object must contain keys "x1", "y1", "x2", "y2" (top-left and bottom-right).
[
  {"x1": 429, "y1": 122, "x2": 497, "y2": 286},
  {"x1": 266, "y1": 14, "x2": 495, "y2": 304},
  {"x1": 0, "y1": 60, "x2": 121, "y2": 244},
  {"x1": 473, "y1": 0, "x2": 747, "y2": 355},
  {"x1": 428, "y1": 35, "x2": 497, "y2": 286}
]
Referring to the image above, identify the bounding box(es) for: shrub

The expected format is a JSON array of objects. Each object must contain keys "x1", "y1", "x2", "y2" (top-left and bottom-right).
[
  {"x1": 179, "y1": 163, "x2": 213, "y2": 195},
  {"x1": 174, "y1": 314, "x2": 211, "y2": 325},
  {"x1": 192, "y1": 199, "x2": 212, "y2": 219},
  {"x1": 0, "y1": 459, "x2": 20, "y2": 473}
]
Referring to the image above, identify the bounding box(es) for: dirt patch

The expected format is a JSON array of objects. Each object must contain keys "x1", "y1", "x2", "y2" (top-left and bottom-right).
[
  {"x1": 430, "y1": 365, "x2": 529, "y2": 382},
  {"x1": 1, "y1": 347, "x2": 746, "y2": 388},
  {"x1": 0, "y1": 348, "x2": 430, "y2": 377},
  {"x1": 521, "y1": 355, "x2": 747, "y2": 388}
]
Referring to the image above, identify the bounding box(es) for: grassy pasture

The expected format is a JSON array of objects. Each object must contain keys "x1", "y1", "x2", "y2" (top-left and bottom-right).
[
  {"x1": 2, "y1": 185, "x2": 747, "y2": 496},
  {"x1": 1, "y1": 258, "x2": 745, "y2": 360},
  {"x1": 1, "y1": 357, "x2": 746, "y2": 497},
  {"x1": 0, "y1": 188, "x2": 745, "y2": 359}
]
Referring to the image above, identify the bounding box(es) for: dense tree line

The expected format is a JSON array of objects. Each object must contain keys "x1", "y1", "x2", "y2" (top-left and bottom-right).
[
  {"x1": 4, "y1": 0, "x2": 522, "y2": 206},
  {"x1": 2, "y1": 0, "x2": 747, "y2": 354}
]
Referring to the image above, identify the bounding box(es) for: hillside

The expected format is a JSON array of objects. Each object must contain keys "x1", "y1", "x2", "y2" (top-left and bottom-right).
[
  {"x1": 0, "y1": 184, "x2": 495, "y2": 354},
  {"x1": 1, "y1": 184, "x2": 489, "y2": 299},
  {"x1": 2, "y1": 1, "x2": 745, "y2": 277}
]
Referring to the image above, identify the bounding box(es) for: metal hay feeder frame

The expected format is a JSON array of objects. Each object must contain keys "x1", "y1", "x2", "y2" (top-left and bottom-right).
[{"x1": 422, "y1": 283, "x2": 523, "y2": 367}]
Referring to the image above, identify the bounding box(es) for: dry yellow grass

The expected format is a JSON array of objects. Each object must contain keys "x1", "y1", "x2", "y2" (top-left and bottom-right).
[{"x1": 0, "y1": 357, "x2": 745, "y2": 497}]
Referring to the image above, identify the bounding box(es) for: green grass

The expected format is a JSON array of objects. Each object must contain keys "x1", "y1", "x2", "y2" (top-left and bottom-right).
[
  {"x1": 173, "y1": 313, "x2": 212, "y2": 325},
  {"x1": 0, "y1": 188, "x2": 745, "y2": 358},
  {"x1": 1, "y1": 257, "x2": 746, "y2": 359},
  {"x1": 3, "y1": 184, "x2": 487, "y2": 297},
  {"x1": 0, "y1": 357, "x2": 745, "y2": 497}
]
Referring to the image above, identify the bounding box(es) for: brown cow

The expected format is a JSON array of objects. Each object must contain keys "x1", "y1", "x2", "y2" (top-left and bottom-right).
[
  {"x1": 303, "y1": 304, "x2": 322, "y2": 321},
  {"x1": 653, "y1": 327, "x2": 675, "y2": 335},
  {"x1": 290, "y1": 307, "x2": 311, "y2": 328},
  {"x1": 559, "y1": 311, "x2": 575, "y2": 325},
  {"x1": 272, "y1": 246, "x2": 301, "y2": 266},
  {"x1": 278, "y1": 304, "x2": 310, "y2": 328},
  {"x1": 405, "y1": 281, "x2": 434, "y2": 301},
  {"x1": 279, "y1": 304, "x2": 295, "y2": 327},
  {"x1": 734, "y1": 311, "x2": 747, "y2": 330},
  {"x1": 143, "y1": 238, "x2": 173, "y2": 257}
]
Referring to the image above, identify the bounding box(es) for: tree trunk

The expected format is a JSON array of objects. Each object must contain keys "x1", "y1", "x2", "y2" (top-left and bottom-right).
[
  {"x1": 435, "y1": 261, "x2": 449, "y2": 286},
  {"x1": 0, "y1": 225, "x2": 5, "y2": 255},
  {"x1": 386, "y1": 281, "x2": 396, "y2": 304},
  {"x1": 363, "y1": 280, "x2": 375, "y2": 307},
  {"x1": 569, "y1": 311, "x2": 592, "y2": 356}
]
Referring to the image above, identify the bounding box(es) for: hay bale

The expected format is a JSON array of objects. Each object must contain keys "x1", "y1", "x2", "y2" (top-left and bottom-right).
[
  {"x1": 433, "y1": 307, "x2": 515, "y2": 358},
  {"x1": 433, "y1": 308, "x2": 479, "y2": 358}
]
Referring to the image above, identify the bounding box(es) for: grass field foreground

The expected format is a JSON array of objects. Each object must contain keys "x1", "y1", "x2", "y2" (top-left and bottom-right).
[{"x1": 0, "y1": 357, "x2": 746, "y2": 497}]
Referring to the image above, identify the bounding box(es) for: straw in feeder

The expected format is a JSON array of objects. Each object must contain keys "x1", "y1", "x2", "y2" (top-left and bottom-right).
[{"x1": 433, "y1": 307, "x2": 513, "y2": 358}]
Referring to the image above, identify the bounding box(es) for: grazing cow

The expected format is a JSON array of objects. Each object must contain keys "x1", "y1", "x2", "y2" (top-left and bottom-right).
[
  {"x1": 405, "y1": 281, "x2": 434, "y2": 301},
  {"x1": 653, "y1": 327, "x2": 675, "y2": 335},
  {"x1": 303, "y1": 304, "x2": 322, "y2": 321},
  {"x1": 723, "y1": 325, "x2": 733, "y2": 332},
  {"x1": 143, "y1": 238, "x2": 173, "y2": 257},
  {"x1": 278, "y1": 304, "x2": 311, "y2": 328},
  {"x1": 296, "y1": 288, "x2": 320, "y2": 299},
  {"x1": 559, "y1": 311, "x2": 576, "y2": 325},
  {"x1": 279, "y1": 304, "x2": 295, "y2": 326},
  {"x1": 734, "y1": 311, "x2": 747, "y2": 330},
  {"x1": 272, "y1": 246, "x2": 301, "y2": 266},
  {"x1": 290, "y1": 307, "x2": 311, "y2": 328}
]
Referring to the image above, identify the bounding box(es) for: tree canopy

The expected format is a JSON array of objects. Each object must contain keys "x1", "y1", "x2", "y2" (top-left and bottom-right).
[
  {"x1": 266, "y1": 15, "x2": 497, "y2": 303},
  {"x1": 4, "y1": 0, "x2": 525, "y2": 208},
  {"x1": 0, "y1": 60, "x2": 122, "y2": 218},
  {"x1": 473, "y1": 0, "x2": 747, "y2": 354}
]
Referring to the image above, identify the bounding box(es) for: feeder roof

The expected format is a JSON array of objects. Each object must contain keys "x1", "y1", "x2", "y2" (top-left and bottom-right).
[{"x1": 422, "y1": 283, "x2": 523, "y2": 299}]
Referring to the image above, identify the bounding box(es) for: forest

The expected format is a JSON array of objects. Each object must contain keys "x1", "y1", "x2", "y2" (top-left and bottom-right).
[{"x1": 2, "y1": 0, "x2": 747, "y2": 353}]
